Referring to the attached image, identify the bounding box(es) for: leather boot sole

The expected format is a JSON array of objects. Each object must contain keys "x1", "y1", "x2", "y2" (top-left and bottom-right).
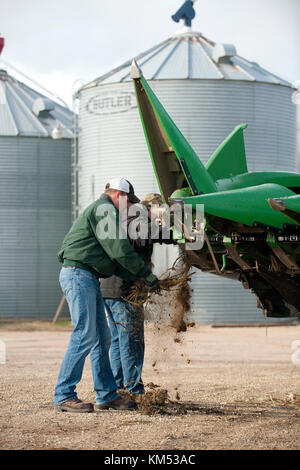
[
  {"x1": 55, "y1": 404, "x2": 94, "y2": 413},
  {"x1": 94, "y1": 403, "x2": 137, "y2": 411}
]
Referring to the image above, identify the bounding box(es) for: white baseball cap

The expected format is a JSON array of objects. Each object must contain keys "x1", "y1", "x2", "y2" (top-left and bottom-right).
[{"x1": 105, "y1": 178, "x2": 140, "y2": 203}]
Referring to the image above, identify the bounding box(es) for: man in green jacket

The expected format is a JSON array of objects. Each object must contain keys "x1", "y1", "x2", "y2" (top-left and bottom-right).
[{"x1": 54, "y1": 178, "x2": 158, "y2": 412}]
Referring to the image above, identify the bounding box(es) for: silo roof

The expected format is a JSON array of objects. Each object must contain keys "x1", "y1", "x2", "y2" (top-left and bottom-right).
[
  {"x1": 0, "y1": 69, "x2": 73, "y2": 137},
  {"x1": 81, "y1": 29, "x2": 291, "y2": 90}
]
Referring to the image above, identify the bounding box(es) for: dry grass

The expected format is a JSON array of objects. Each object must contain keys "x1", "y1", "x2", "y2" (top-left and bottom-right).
[{"x1": 124, "y1": 271, "x2": 194, "y2": 308}]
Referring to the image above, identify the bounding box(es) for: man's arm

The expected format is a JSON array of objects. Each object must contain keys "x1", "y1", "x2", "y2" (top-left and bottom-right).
[{"x1": 88, "y1": 202, "x2": 150, "y2": 279}]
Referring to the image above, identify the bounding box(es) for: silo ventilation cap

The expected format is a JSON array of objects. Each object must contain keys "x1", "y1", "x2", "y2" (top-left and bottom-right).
[
  {"x1": 212, "y1": 43, "x2": 237, "y2": 63},
  {"x1": 32, "y1": 97, "x2": 55, "y2": 117}
]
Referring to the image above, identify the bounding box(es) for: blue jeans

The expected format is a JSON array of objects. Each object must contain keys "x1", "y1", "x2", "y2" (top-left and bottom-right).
[
  {"x1": 104, "y1": 299, "x2": 145, "y2": 395},
  {"x1": 54, "y1": 267, "x2": 118, "y2": 405}
]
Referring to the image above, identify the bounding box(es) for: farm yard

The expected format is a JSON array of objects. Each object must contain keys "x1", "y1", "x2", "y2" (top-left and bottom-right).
[{"x1": 0, "y1": 321, "x2": 299, "y2": 450}]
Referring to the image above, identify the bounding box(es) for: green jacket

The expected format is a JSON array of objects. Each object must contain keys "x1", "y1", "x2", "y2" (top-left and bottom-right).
[{"x1": 57, "y1": 194, "x2": 149, "y2": 281}]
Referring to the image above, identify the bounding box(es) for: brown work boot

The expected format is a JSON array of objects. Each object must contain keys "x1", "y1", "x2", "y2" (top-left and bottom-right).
[
  {"x1": 94, "y1": 396, "x2": 137, "y2": 411},
  {"x1": 55, "y1": 398, "x2": 94, "y2": 413}
]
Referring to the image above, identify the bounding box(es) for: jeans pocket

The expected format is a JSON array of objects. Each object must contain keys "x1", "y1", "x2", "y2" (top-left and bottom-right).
[{"x1": 59, "y1": 270, "x2": 74, "y2": 301}]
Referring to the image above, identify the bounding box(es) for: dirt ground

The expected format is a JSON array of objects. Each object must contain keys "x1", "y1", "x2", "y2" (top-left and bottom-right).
[{"x1": 0, "y1": 320, "x2": 300, "y2": 450}]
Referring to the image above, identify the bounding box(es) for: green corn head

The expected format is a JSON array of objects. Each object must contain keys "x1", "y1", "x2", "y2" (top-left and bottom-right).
[{"x1": 131, "y1": 60, "x2": 300, "y2": 319}]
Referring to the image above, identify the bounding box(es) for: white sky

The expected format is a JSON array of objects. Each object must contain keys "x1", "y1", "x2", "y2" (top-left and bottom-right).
[{"x1": 0, "y1": 0, "x2": 299, "y2": 108}]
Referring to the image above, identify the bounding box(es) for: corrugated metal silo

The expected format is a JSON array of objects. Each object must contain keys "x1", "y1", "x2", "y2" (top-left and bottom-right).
[
  {"x1": 0, "y1": 68, "x2": 73, "y2": 318},
  {"x1": 77, "y1": 28, "x2": 297, "y2": 324},
  {"x1": 297, "y1": 107, "x2": 300, "y2": 172}
]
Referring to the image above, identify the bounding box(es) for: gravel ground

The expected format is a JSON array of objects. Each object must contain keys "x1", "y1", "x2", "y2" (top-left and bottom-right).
[{"x1": 0, "y1": 321, "x2": 300, "y2": 450}]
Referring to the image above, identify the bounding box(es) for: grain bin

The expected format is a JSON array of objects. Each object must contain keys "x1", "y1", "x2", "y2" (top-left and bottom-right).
[
  {"x1": 297, "y1": 107, "x2": 300, "y2": 172},
  {"x1": 77, "y1": 24, "x2": 296, "y2": 324},
  {"x1": 0, "y1": 65, "x2": 73, "y2": 318}
]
